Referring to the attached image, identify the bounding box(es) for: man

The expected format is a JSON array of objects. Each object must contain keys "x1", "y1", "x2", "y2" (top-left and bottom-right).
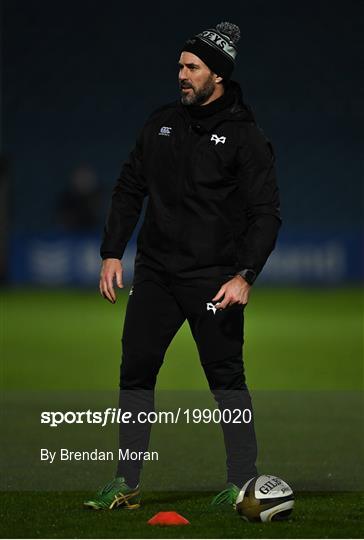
[{"x1": 84, "y1": 21, "x2": 281, "y2": 510}]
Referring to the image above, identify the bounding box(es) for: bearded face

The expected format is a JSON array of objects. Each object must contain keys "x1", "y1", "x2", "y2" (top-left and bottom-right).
[
  {"x1": 178, "y1": 51, "x2": 220, "y2": 106},
  {"x1": 179, "y1": 71, "x2": 216, "y2": 106}
]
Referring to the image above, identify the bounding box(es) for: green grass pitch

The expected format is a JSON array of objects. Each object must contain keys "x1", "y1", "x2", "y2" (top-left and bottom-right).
[
  {"x1": 1, "y1": 491, "x2": 363, "y2": 538},
  {"x1": 1, "y1": 286, "x2": 363, "y2": 538},
  {"x1": 3, "y1": 286, "x2": 362, "y2": 391}
]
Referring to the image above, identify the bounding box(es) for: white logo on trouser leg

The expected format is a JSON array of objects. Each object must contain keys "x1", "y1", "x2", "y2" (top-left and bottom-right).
[
  {"x1": 211, "y1": 134, "x2": 226, "y2": 145},
  {"x1": 206, "y1": 302, "x2": 220, "y2": 314}
]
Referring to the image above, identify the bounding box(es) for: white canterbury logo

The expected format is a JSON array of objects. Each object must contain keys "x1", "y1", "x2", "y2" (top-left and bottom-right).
[
  {"x1": 211, "y1": 134, "x2": 226, "y2": 145},
  {"x1": 159, "y1": 126, "x2": 172, "y2": 137},
  {"x1": 206, "y1": 302, "x2": 220, "y2": 314}
]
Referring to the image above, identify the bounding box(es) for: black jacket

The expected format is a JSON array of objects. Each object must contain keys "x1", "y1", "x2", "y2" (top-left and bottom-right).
[{"x1": 100, "y1": 80, "x2": 282, "y2": 282}]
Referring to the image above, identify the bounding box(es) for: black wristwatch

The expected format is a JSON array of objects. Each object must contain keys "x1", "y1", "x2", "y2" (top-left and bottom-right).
[{"x1": 236, "y1": 269, "x2": 256, "y2": 286}]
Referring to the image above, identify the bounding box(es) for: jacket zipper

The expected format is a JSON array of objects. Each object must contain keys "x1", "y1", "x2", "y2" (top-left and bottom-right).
[{"x1": 170, "y1": 120, "x2": 194, "y2": 273}]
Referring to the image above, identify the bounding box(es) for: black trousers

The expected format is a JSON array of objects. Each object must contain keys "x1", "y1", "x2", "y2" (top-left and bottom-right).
[{"x1": 116, "y1": 267, "x2": 258, "y2": 488}]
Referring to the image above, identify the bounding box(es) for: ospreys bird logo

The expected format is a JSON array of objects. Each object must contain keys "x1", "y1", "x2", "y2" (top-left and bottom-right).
[
  {"x1": 211, "y1": 134, "x2": 226, "y2": 145},
  {"x1": 206, "y1": 302, "x2": 221, "y2": 314}
]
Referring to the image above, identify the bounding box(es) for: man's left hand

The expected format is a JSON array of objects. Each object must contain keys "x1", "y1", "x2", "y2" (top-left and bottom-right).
[{"x1": 212, "y1": 275, "x2": 251, "y2": 310}]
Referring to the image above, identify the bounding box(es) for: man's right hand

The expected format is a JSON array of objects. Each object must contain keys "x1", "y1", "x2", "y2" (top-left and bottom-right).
[{"x1": 99, "y1": 258, "x2": 123, "y2": 304}]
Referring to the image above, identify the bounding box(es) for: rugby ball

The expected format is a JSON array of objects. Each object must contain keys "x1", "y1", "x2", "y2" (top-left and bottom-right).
[{"x1": 235, "y1": 475, "x2": 294, "y2": 522}]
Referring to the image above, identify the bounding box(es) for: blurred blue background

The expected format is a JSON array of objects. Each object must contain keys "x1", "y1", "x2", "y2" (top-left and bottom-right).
[{"x1": 2, "y1": 0, "x2": 363, "y2": 285}]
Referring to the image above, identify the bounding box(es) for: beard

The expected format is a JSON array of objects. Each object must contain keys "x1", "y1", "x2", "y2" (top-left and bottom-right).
[{"x1": 180, "y1": 74, "x2": 215, "y2": 106}]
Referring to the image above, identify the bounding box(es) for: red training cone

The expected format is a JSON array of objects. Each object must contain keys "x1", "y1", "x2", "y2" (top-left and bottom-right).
[{"x1": 147, "y1": 511, "x2": 190, "y2": 526}]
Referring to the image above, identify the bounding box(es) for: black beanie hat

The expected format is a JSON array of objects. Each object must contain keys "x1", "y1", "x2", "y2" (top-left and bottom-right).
[{"x1": 181, "y1": 22, "x2": 241, "y2": 80}]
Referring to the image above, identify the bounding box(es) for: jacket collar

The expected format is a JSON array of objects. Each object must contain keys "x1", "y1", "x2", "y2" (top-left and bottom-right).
[{"x1": 176, "y1": 79, "x2": 256, "y2": 132}]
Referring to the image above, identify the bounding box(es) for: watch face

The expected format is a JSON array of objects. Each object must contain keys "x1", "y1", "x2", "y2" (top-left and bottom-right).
[{"x1": 240, "y1": 270, "x2": 256, "y2": 285}]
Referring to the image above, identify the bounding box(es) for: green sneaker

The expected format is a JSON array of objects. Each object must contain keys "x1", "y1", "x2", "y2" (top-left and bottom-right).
[
  {"x1": 83, "y1": 477, "x2": 141, "y2": 510},
  {"x1": 211, "y1": 482, "x2": 240, "y2": 508}
]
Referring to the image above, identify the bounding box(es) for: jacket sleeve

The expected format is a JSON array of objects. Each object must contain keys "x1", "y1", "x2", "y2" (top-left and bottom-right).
[
  {"x1": 235, "y1": 124, "x2": 282, "y2": 280},
  {"x1": 100, "y1": 128, "x2": 148, "y2": 260}
]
